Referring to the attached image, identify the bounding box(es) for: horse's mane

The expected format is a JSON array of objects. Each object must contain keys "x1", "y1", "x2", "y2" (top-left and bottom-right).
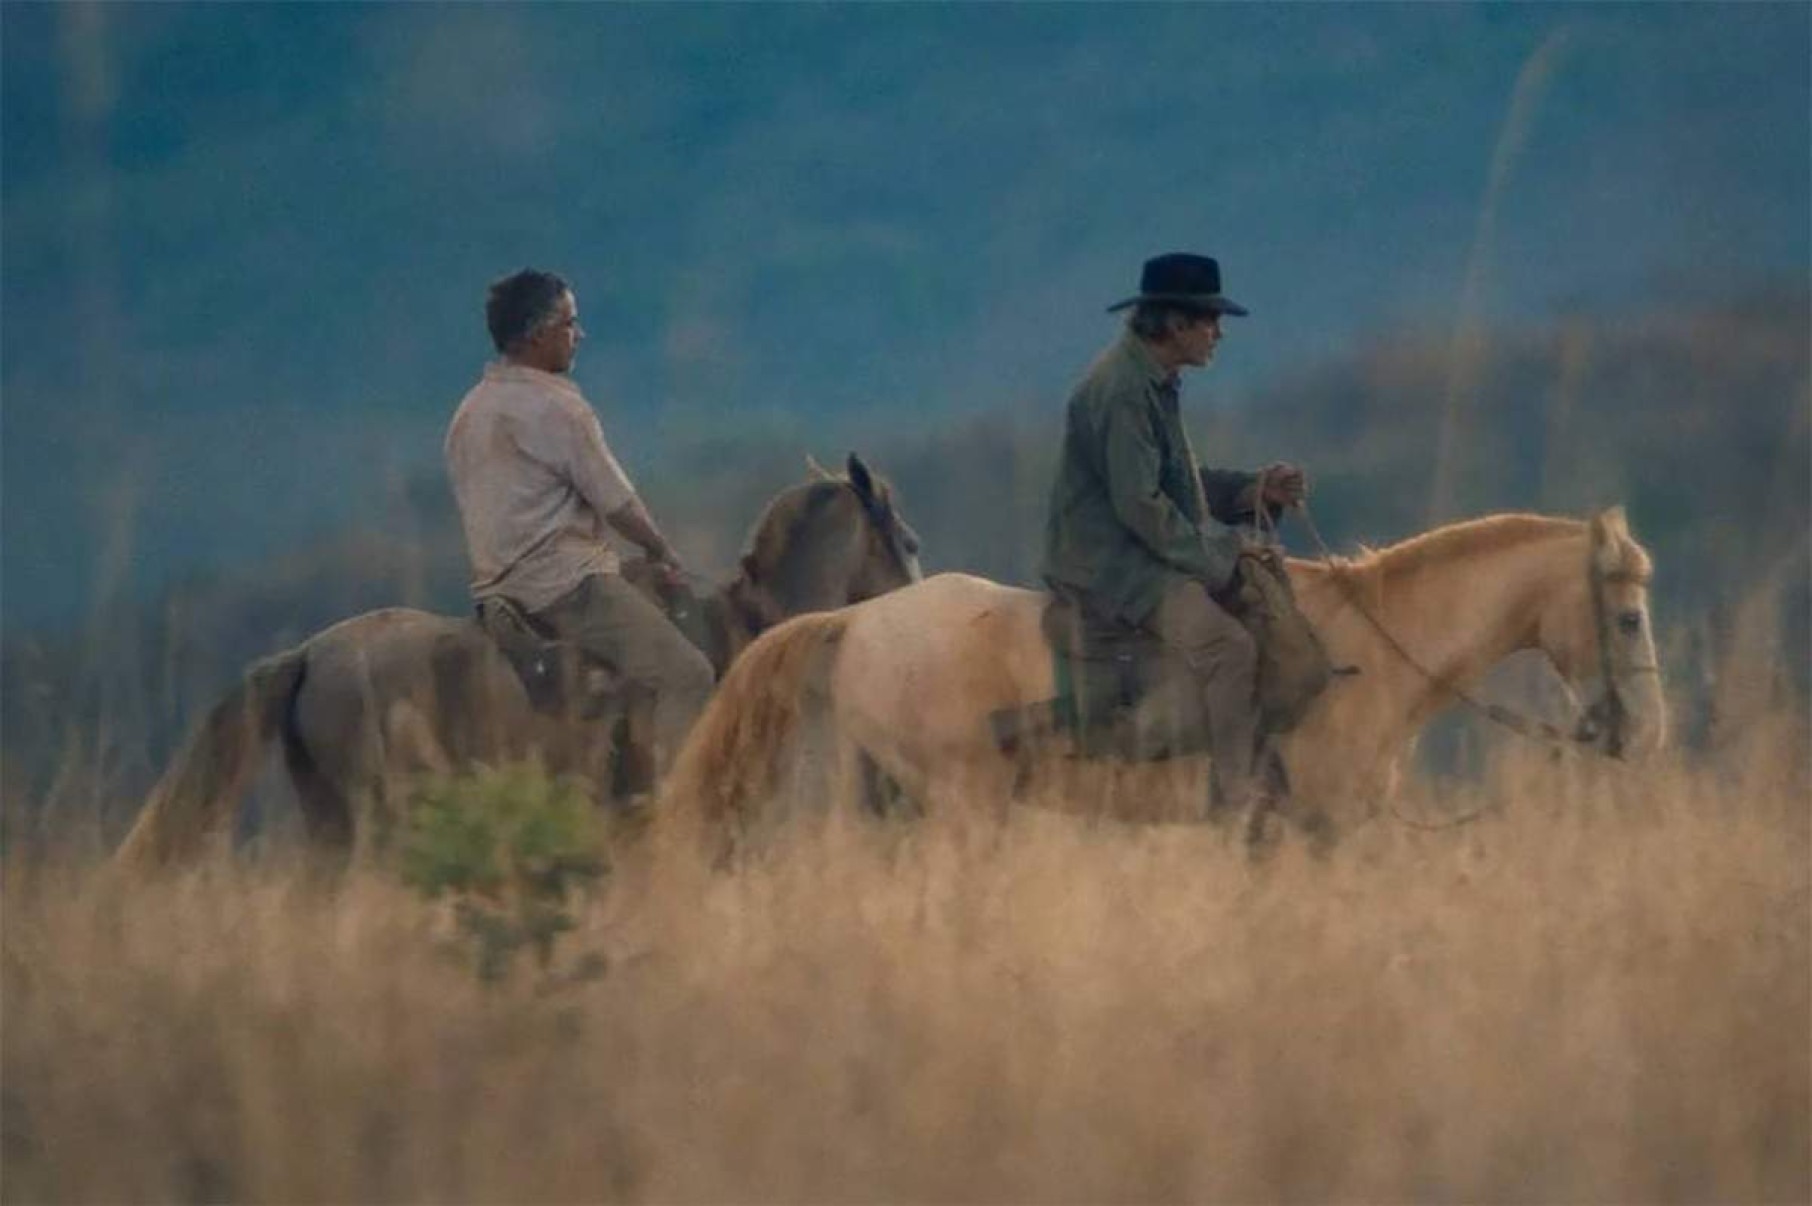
[
  {"x1": 1305, "y1": 512, "x2": 1650, "y2": 582},
  {"x1": 1353, "y1": 513, "x2": 1581, "y2": 576}
]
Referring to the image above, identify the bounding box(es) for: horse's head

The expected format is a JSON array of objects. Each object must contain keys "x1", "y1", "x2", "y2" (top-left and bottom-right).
[
  {"x1": 1533, "y1": 506, "x2": 1668, "y2": 758},
  {"x1": 739, "y1": 452, "x2": 921, "y2": 620},
  {"x1": 837, "y1": 451, "x2": 923, "y2": 598}
]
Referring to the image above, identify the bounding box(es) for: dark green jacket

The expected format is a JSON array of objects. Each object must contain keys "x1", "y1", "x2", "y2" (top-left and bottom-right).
[{"x1": 1041, "y1": 333, "x2": 1256, "y2": 625}]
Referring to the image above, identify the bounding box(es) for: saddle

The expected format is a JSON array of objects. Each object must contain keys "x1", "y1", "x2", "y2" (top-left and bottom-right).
[
  {"x1": 473, "y1": 596, "x2": 615, "y2": 719},
  {"x1": 991, "y1": 549, "x2": 1336, "y2": 763},
  {"x1": 990, "y1": 588, "x2": 1202, "y2": 761},
  {"x1": 474, "y1": 564, "x2": 710, "y2": 721},
  {"x1": 1218, "y1": 545, "x2": 1336, "y2": 734}
]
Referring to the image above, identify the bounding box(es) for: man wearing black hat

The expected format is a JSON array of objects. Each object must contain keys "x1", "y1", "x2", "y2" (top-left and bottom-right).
[{"x1": 1042, "y1": 252, "x2": 1304, "y2": 816}]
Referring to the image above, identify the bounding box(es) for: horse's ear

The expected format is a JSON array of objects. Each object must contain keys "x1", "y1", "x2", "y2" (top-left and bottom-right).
[
  {"x1": 804, "y1": 454, "x2": 836, "y2": 482},
  {"x1": 846, "y1": 452, "x2": 877, "y2": 503},
  {"x1": 1590, "y1": 505, "x2": 1629, "y2": 544},
  {"x1": 1588, "y1": 506, "x2": 1631, "y2": 576}
]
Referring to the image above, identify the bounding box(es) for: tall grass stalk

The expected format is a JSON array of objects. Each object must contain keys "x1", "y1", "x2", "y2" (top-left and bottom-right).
[{"x1": 6, "y1": 705, "x2": 1805, "y2": 1204}]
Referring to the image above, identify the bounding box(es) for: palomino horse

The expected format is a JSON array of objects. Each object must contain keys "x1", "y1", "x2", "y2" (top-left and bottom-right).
[
  {"x1": 116, "y1": 454, "x2": 922, "y2": 867},
  {"x1": 658, "y1": 507, "x2": 1665, "y2": 846}
]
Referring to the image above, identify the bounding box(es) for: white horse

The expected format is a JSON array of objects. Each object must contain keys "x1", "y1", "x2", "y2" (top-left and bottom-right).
[{"x1": 656, "y1": 507, "x2": 1665, "y2": 848}]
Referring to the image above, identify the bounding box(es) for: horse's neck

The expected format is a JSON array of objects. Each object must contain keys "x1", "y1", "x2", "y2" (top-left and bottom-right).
[
  {"x1": 1297, "y1": 532, "x2": 1565, "y2": 738},
  {"x1": 1348, "y1": 534, "x2": 1570, "y2": 729},
  {"x1": 703, "y1": 573, "x2": 778, "y2": 675},
  {"x1": 689, "y1": 587, "x2": 737, "y2": 677},
  {"x1": 711, "y1": 520, "x2": 864, "y2": 671}
]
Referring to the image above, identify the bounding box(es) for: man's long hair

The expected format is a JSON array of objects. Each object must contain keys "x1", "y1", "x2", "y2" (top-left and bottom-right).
[{"x1": 1126, "y1": 300, "x2": 1213, "y2": 342}]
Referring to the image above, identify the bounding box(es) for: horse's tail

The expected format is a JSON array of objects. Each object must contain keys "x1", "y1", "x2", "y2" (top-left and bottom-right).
[
  {"x1": 657, "y1": 610, "x2": 849, "y2": 841},
  {"x1": 114, "y1": 645, "x2": 309, "y2": 871}
]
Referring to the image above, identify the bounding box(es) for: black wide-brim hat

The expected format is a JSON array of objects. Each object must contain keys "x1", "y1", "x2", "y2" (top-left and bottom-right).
[{"x1": 1106, "y1": 252, "x2": 1249, "y2": 316}]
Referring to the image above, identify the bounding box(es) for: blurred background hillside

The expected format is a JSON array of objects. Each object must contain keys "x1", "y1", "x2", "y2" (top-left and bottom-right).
[
  {"x1": 3, "y1": 3, "x2": 1807, "y2": 836},
  {"x1": 6, "y1": 287, "x2": 1805, "y2": 834}
]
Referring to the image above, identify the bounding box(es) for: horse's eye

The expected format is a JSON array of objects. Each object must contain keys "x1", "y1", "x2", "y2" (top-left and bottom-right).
[{"x1": 1617, "y1": 610, "x2": 1643, "y2": 636}]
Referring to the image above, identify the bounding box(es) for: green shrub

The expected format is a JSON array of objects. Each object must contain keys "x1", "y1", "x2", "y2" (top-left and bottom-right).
[{"x1": 399, "y1": 761, "x2": 608, "y2": 984}]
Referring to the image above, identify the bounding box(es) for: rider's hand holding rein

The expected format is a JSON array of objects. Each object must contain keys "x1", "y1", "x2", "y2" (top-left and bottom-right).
[
  {"x1": 1258, "y1": 462, "x2": 1308, "y2": 509},
  {"x1": 606, "y1": 495, "x2": 689, "y2": 588}
]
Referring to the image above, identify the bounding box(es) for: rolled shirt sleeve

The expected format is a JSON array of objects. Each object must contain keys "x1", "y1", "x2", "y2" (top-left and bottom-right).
[{"x1": 562, "y1": 405, "x2": 638, "y2": 519}]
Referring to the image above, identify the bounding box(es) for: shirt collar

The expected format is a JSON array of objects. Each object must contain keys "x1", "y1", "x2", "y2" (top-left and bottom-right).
[{"x1": 484, "y1": 359, "x2": 584, "y2": 400}]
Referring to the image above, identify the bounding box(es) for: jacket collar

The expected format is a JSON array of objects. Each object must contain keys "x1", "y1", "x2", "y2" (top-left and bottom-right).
[{"x1": 1118, "y1": 332, "x2": 1179, "y2": 392}]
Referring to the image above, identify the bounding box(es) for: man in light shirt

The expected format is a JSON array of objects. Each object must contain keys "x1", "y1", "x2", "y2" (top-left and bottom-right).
[{"x1": 445, "y1": 268, "x2": 713, "y2": 787}]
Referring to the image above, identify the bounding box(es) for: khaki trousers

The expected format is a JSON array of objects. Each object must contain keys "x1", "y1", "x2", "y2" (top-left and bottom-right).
[
  {"x1": 1146, "y1": 574, "x2": 1263, "y2": 808},
  {"x1": 530, "y1": 573, "x2": 715, "y2": 781}
]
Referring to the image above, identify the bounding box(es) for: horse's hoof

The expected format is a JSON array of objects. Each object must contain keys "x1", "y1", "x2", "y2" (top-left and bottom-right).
[
  {"x1": 1243, "y1": 806, "x2": 1284, "y2": 861},
  {"x1": 1296, "y1": 809, "x2": 1339, "y2": 858}
]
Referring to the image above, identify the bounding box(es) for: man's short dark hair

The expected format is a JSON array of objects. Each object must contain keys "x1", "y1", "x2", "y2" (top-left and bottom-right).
[{"x1": 486, "y1": 268, "x2": 571, "y2": 353}]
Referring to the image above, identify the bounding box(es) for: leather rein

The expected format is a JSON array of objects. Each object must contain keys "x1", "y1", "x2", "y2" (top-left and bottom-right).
[{"x1": 1276, "y1": 491, "x2": 1637, "y2": 762}]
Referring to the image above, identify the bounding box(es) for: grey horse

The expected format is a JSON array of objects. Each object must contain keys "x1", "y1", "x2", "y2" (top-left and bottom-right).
[{"x1": 116, "y1": 454, "x2": 921, "y2": 867}]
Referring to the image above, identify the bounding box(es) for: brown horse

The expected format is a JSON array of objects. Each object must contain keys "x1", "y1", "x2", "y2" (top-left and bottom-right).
[
  {"x1": 116, "y1": 454, "x2": 921, "y2": 867},
  {"x1": 657, "y1": 507, "x2": 1665, "y2": 848}
]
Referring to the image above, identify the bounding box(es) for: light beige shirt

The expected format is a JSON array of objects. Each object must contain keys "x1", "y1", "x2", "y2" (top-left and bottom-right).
[{"x1": 444, "y1": 361, "x2": 638, "y2": 610}]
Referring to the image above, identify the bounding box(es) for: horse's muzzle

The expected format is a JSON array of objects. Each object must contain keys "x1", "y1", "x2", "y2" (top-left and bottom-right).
[{"x1": 1572, "y1": 695, "x2": 1625, "y2": 759}]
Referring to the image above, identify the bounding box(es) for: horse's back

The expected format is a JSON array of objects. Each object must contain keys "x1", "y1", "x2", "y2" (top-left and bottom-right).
[
  {"x1": 844, "y1": 573, "x2": 1048, "y2": 680},
  {"x1": 847, "y1": 570, "x2": 1042, "y2": 620},
  {"x1": 291, "y1": 606, "x2": 528, "y2": 787},
  {"x1": 304, "y1": 606, "x2": 475, "y2": 663},
  {"x1": 834, "y1": 573, "x2": 1055, "y2": 764}
]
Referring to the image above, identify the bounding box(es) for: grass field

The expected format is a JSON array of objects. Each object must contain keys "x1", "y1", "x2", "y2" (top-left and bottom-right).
[{"x1": 4, "y1": 691, "x2": 1806, "y2": 1204}]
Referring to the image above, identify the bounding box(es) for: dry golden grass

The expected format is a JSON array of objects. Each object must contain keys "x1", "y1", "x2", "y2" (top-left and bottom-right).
[{"x1": 5, "y1": 696, "x2": 1807, "y2": 1206}]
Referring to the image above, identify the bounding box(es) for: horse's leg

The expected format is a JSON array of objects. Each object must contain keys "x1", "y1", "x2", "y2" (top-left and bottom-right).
[
  {"x1": 855, "y1": 749, "x2": 921, "y2": 821},
  {"x1": 282, "y1": 737, "x2": 355, "y2": 853},
  {"x1": 271, "y1": 692, "x2": 364, "y2": 884},
  {"x1": 1241, "y1": 744, "x2": 1336, "y2": 858},
  {"x1": 288, "y1": 653, "x2": 427, "y2": 861},
  {"x1": 1239, "y1": 742, "x2": 1311, "y2": 854},
  {"x1": 910, "y1": 753, "x2": 1017, "y2": 833},
  {"x1": 276, "y1": 661, "x2": 355, "y2": 860},
  {"x1": 1266, "y1": 749, "x2": 1339, "y2": 855},
  {"x1": 606, "y1": 690, "x2": 657, "y2": 807}
]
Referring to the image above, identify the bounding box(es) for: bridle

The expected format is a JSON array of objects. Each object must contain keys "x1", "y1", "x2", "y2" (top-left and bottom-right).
[
  {"x1": 1584, "y1": 523, "x2": 1631, "y2": 759},
  {"x1": 1287, "y1": 495, "x2": 1643, "y2": 761},
  {"x1": 1578, "y1": 524, "x2": 1664, "y2": 758}
]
